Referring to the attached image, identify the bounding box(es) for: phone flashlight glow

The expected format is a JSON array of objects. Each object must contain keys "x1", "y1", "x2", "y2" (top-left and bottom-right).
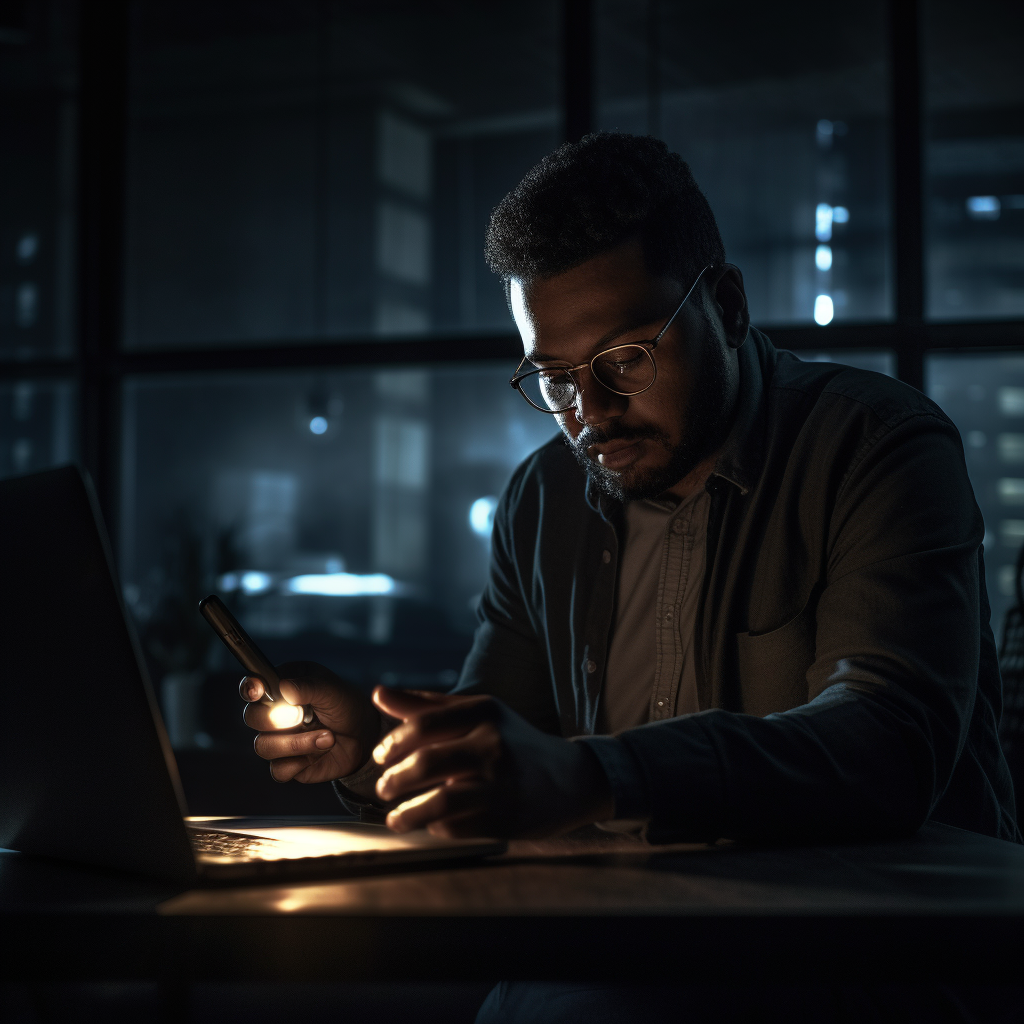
[{"x1": 268, "y1": 702, "x2": 305, "y2": 730}]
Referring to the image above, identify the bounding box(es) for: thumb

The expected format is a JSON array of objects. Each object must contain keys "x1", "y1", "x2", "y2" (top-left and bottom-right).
[
  {"x1": 277, "y1": 678, "x2": 308, "y2": 705},
  {"x1": 278, "y1": 676, "x2": 344, "y2": 710}
]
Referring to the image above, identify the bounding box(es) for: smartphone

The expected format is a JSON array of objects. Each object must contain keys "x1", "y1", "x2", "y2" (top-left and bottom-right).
[{"x1": 199, "y1": 594, "x2": 318, "y2": 727}]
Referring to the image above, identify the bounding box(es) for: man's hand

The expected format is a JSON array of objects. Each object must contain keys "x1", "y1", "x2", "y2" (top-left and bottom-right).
[
  {"x1": 241, "y1": 661, "x2": 379, "y2": 783},
  {"x1": 371, "y1": 688, "x2": 614, "y2": 839}
]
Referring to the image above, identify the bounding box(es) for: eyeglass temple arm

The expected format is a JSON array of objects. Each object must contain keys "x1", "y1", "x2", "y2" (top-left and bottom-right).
[{"x1": 650, "y1": 263, "x2": 714, "y2": 349}]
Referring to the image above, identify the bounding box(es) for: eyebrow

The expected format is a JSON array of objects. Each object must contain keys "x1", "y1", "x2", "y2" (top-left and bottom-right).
[{"x1": 528, "y1": 308, "x2": 666, "y2": 365}]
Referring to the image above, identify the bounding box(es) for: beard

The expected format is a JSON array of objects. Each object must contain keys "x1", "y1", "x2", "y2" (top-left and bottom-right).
[{"x1": 564, "y1": 340, "x2": 734, "y2": 503}]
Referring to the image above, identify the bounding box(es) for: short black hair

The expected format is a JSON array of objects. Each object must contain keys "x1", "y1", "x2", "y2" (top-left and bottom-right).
[{"x1": 485, "y1": 133, "x2": 725, "y2": 290}]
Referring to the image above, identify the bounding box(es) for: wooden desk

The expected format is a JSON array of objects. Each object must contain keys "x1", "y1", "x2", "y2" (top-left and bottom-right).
[{"x1": 2, "y1": 822, "x2": 1022, "y2": 986}]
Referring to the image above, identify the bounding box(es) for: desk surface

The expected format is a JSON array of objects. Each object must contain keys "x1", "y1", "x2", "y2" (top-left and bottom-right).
[{"x1": 3, "y1": 822, "x2": 1022, "y2": 984}]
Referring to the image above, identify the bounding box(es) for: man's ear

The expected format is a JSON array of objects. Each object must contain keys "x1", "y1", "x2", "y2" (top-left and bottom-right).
[{"x1": 712, "y1": 264, "x2": 750, "y2": 350}]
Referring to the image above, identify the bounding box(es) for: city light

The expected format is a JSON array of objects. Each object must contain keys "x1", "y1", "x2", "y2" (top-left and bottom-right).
[
  {"x1": 814, "y1": 295, "x2": 834, "y2": 326},
  {"x1": 16, "y1": 233, "x2": 39, "y2": 263},
  {"x1": 241, "y1": 571, "x2": 272, "y2": 595},
  {"x1": 286, "y1": 572, "x2": 397, "y2": 596},
  {"x1": 815, "y1": 245, "x2": 833, "y2": 272},
  {"x1": 966, "y1": 196, "x2": 1000, "y2": 220},
  {"x1": 815, "y1": 203, "x2": 833, "y2": 242},
  {"x1": 469, "y1": 496, "x2": 498, "y2": 537},
  {"x1": 833, "y1": 206, "x2": 849, "y2": 224},
  {"x1": 309, "y1": 416, "x2": 328, "y2": 434}
]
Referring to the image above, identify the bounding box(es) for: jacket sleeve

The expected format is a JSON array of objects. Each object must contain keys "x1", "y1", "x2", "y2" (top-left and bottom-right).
[
  {"x1": 453, "y1": 464, "x2": 562, "y2": 735},
  {"x1": 580, "y1": 411, "x2": 1003, "y2": 843}
]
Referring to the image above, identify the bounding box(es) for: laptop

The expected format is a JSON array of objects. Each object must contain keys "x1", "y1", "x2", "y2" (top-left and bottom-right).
[{"x1": 0, "y1": 465, "x2": 504, "y2": 884}]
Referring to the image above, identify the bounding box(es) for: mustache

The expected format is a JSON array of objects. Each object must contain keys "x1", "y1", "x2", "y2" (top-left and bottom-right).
[{"x1": 570, "y1": 424, "x2": 666, "y2": 451}]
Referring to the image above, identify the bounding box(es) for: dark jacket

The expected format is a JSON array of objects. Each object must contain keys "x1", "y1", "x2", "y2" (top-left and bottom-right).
[{"x1": 455, "y1": 329, "x2": 1020, "y2": 845}]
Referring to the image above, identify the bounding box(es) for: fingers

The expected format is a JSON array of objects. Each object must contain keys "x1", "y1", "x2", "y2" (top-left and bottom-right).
[
  {"x1": 376, "y1": 725, "x2": 500, "y2": 803},
  {"x1": 372, "y1": 686, "x2": 470, "y2": 720},
  {"x1": 276, "y1": 677, "x2": 317, "y2": 707},
  {"x1": 266, "y1": 754, "x2": 317, "y2": 783},
  {"x1": 261, "y1": 734, "x2": 369, "y2": 784},
  {"x1": 372, "y1": 695, "x2": 498, "y2": 768},
  {"x1": 266, "y1": 752, "x2": 342, "y2": 785},
  {"x1": 253, "y1": 727, "x2": 335, "y2": 762},
  {"x1": 243, "y1": 700, "x2": 309, "y2": 732},
  {"x1": 239, "y1": 675, "x2": 265, "y2": 702},
  {"x1": 386, "y1": 780, "x2": 490, "y2": 834}
]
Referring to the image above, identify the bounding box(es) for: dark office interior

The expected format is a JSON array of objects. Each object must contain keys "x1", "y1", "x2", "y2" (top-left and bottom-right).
[{"x1": 1, "y1": 0, "x2": 1022, "y2": 1021}]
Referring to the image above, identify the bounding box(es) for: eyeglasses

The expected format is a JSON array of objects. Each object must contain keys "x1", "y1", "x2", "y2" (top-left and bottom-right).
[{"x1": 510, "y1": 264, "x2": 713, "y2": 414}]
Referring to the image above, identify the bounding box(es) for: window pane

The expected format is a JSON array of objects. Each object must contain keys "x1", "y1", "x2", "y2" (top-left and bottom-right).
[
  {"x1": 124, "y1": 1, "x2": 558, "y2": 349},
  {"x1": 121, "y1": 364, "x2": 558, "y2": 750},
  {"x1": 0, "y1": 379, "x2": 76, "y2": 478},
  {"x1": 926, "y1": 353, "x2": 1024, "y2": 639},
  {"x1": 925, "y1": 0, "x2": 1024, "y2": 320},
  {"x1": 0, "y1": 1, "x2": 78, "y2": 358},
  {"x1": 796, "y1": 351, "x2": 896, "y2": 377},
  {"x1": 596, "y1": 0, "x2": 891, "y2": 327}
]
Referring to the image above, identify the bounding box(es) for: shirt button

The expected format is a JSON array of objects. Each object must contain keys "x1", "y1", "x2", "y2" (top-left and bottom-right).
[
  {"x1": 602, "y1": 550, "x2": 611, "y2": 564},
  {"x1": 586, "y1": 659, "x2": 597, "y2": 674},
  {"x1": 656, "y1": 700, "x2": 665, "y2": 707},
  {"x1": 672, "y1": 518, "x2": 685, "y2": 533}
]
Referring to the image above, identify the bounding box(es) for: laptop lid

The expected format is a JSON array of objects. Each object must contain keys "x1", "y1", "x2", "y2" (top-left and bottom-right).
[{"x1": 0, "y1": 465, "x2": 198, "y2": 882}]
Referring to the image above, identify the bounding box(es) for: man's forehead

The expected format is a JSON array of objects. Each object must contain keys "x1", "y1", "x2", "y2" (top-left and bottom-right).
[
  {"x1": 510, "y1": 273, "x2": 679, "y2": 362},
  {"x1": 509, "y1": 278, "x2": 534, "y2": 335}
]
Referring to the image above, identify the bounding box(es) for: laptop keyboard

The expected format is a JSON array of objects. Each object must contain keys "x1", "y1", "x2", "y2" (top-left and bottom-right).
[{"x1": 189, "y1": 829, "x2": 274, "y2": 858}]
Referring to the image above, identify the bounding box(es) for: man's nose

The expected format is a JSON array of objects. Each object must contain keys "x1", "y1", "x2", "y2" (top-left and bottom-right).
[{"x1": 572, "y1": 369, "x2": 626, "y2": 425}]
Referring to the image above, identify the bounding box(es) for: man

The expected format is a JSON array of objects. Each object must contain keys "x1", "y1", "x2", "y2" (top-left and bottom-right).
[{"x1": 242, "y1": 133, "x2": 1016, "y2": 850}]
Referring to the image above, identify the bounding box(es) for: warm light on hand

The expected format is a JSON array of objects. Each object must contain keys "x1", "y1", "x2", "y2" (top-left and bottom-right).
[{"x1": 267, "y1": 702, "x2": 305, "y2": 729}]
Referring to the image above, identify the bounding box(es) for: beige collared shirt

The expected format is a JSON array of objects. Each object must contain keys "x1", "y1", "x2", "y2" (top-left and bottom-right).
[{"x1": 598, "y1": 486, "x2": 709, "y2": 734}]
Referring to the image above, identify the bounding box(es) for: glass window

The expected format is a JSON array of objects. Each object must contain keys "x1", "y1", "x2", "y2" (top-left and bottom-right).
[
  {"x1": 796, "y1": 350, "x2": 896, "y2": 376},
  {"x1": 924, "y1": 0, "x2": 1024, "y2": 320},
  {"x1": 926, "y1": 353, "x2": 1024, "y2": 640},
  {"x1": 0, "y1": 0, "x2": 78, "y2": 357},
  {"x1": 0, "y1": 379, "x2": 76, "y2": 478},
  {"x1": 124, "y1": 1, "x2": 559, "y2": 349},
  {"x1": 595, "y1": 0, "x2": 892, "y2": 328},
  {"x1": 121, "y1": 363, "x2": 558, "y2": 749}
]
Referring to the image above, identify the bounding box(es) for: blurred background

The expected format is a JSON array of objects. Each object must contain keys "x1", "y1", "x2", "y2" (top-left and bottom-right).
[{"x1": 1, "y1": 0, "x2": 1021, "y2": 814}]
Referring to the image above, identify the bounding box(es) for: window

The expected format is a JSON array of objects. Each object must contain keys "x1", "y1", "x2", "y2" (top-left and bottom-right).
[
  {"x1": 124, "y1": 1, "x2": 560, "y2": 348},
  {"x1": 927, "y1": 354, "x2": 1024, "y2": 636},
  {"x1": 2, "y1": 3, "x2": 1022, "y2": 793},
  {"x1": 924, "y1": 0, "x2": 1024, "y2": 320},
  {"x1": 0, "y1": 379, "x2": 75, "y2": 479},
  {"x1": 0, "y1": 0, "x2": 77, "y2": 358},
  {"x1": 596, "y1": 0, "x2": 892, "y2": 326},
  {"x1": 122, "y1": 364, "x2": 557, "y2": 748}
]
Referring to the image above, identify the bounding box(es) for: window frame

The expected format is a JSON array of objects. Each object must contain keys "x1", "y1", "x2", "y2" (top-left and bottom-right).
[{"x1": 1, "y1": 0, "x2": 1021, "y2": 542}]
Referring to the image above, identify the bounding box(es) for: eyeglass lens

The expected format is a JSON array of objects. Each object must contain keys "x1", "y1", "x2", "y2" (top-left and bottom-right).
[{"x1": 518, "y1": 345, "x2": 655, "y2": 411}]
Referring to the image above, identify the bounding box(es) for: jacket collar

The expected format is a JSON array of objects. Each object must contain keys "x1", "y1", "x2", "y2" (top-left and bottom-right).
[{"x1": 710, "y1": 327, "x2": 772, "y2": 496}]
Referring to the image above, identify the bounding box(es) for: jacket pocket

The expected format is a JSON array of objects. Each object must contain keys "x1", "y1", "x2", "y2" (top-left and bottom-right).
[{"x1": 735, "y1": 603, "x2": 816, "y2": 718}]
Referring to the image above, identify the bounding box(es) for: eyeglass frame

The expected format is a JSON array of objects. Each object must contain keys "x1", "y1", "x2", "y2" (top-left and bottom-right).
[{"x1": 509, "y1": 263, "x2": 714, "y2": 414}]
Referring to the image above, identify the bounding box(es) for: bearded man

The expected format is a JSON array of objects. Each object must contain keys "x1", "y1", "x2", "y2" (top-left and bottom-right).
[
  {"x1": 239, "y1": 131, "x2": 1019, "y2": 1023},
  {"x1": 242, "y1": 132, "x2": 1016, "y2": 847}
]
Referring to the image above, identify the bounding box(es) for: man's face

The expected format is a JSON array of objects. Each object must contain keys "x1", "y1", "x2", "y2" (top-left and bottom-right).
[{"x1": 510, "y1": 238, "x2": 746, "y2": 502}]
